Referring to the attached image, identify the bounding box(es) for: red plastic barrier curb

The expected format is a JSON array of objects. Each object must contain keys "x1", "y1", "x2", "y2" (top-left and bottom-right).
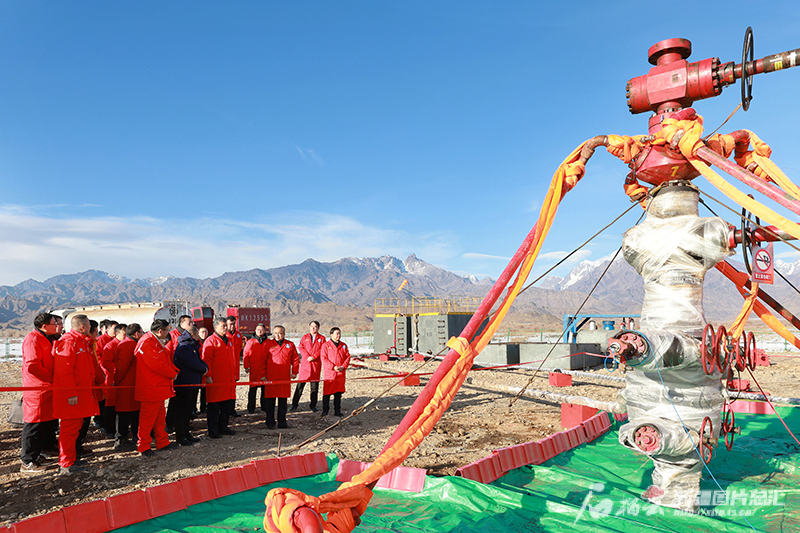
[
  {"x1": 729, "y1": 400, "x2": 776, "y2": 414},
  {"x1": 379, "y1": 354, "x2": 390, "y2": 361},
  {"x1": 105, "y1": 491, "x2": 150, "y2": 529},
  {"x1": 565, "y1": 425, "x2": 588, "y2": 448},
  {"x1": 213, "y1": 467, "x2": 247, "y2": 497},
  {"x1": 241, "y1": 463, "x2": 260, "y2": 489},
  {"x1": 413, "y1": 353, "x2": 425, "y2": 361},
  {"x1": 549, "y1": 372, "x2": 572, "y2": 387},
  {"x1": 335, "y1": 459, "x2": 427, "y2": 492},
  {"x1": 7, "y1": 452, "x2": 335, "y2": 533},
  {"x1": 279, "y1": 455, "x2": 310, "y2": 479},
  {"x1": 552, "y1": 431, "x2": 570, "y2": 454},
  {"x1": 457, "y1": 411, "x2": 621, "y2": 485},
  {"x1": 475, "y1": 454, "x2": 503, "y2": 483},
  {"x1": 11, "y1": 511, "x2": 66, "y2": 533},
  {"x1": 180, "y1": 473, "x2": 218, "y2": 506},
  {"x1": 523, "y1": 441, "x2": 546, "y2": 465},
  {"x1": 614, "y1": 412, "x2": 629, "y2": 422},
  {"x1": 379, "y1": 466, "x2": 427, "y2": 492},
  {"x1": 597, "y1": 411, "x2": 612, "y2": 430},
  {"x1": 62, "y1": 500, "x2": 109, "y2": 533},
  {"x1": 494, "y1": 444, "x2": 528, "y2": 472},
  {"x1": 335, "y1": 459, "x2": 366, "y2": 482},
  {"x1": 581, "y1": 413, "x2": 609, "y2": 442},
  {"x1": 145, "y1": 482, "x2": 188, "y2": 518},
  {"x1": 454, "y1": 454, "x2": 504, "y2": 484},
  {"x1": 253, "y1": 457, "x2": 283, "y2": 485},
  {"x1": 539, "y1": 436, "x2": 557, "y2": 462},
  {"x1": 303, "y1": 452, "x2": 330, "y2": 476}
]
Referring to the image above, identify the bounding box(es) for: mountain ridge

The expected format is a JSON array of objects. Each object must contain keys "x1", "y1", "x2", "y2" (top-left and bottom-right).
[{"x1": 3, "y1": 253, "x2": 799, "y2": 336}]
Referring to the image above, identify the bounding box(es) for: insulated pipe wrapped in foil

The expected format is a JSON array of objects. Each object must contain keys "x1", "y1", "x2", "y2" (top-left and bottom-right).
[
  {"x1": 615, "y1": 181, "x2": 733, "y2": 511},
  {"x1": 622, "y1": 183, "x2": 733, "y2": 336}
]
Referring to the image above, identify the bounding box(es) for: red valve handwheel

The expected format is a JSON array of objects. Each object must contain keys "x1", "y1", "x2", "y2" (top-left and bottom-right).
[
  {"x1": 715, "y1": 325, "x2": 728, "y2": 375},
  {"x1": 734, "y1": 333, "x2": 746, "y2": 372},
  {"x1": 699, "y1": 416, "x2": 714, "y2": 464},
  {"x1": 746, "y1": 331, "x2": 757, "y2": 370},
  {"x1": 701, "y1": 323, "x2": 716, "y2": 375},
  {"x1": 722, "y1": 402, "x2": 736, "y2": 451}
]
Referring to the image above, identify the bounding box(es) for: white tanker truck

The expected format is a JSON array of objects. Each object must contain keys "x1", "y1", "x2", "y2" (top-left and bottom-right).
[{"x1": 54, "y1": 301, "x2": 190, "y2": 332}]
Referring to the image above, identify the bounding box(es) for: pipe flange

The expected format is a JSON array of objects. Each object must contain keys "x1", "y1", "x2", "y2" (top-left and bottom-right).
[{"x1": 634, "y1": 424, "x2": 662, "y2": 454}]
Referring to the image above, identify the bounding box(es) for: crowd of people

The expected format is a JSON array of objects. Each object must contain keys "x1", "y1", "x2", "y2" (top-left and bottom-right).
[{"x1": 19, "y1": 312, "x2": 351, "y2": 475}]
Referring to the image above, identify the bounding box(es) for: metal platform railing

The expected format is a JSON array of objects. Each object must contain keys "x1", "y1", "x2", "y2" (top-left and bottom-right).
[{"x1": 374, "y1": 296, "x2": 482, "y2": 315}]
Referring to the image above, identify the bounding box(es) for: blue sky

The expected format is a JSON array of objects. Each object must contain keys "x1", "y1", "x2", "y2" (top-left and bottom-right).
[{"x1": 1, "y1": 2, "x2": 799, "y2": 286}]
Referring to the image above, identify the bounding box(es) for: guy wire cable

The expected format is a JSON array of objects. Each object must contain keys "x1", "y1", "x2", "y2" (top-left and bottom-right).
[{"x1": 508, "y1": 208, "x2": 647, "y2": 408}]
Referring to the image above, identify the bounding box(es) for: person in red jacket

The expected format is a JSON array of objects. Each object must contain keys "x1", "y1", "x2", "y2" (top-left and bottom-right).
[
  {"x1": 226, "y1": 316, "x2": 244, "y2": 359},
  {"x1": 134, "y1": 319, "x2": 179, "y2": 456},
  {"x1": 20, "y1": 312, "x2": 59, "y2": 473},
  {"x1": 258, "y1": 325, "x2": 298, "y2": 429},
  {"x1": 202, "y1": 317, "x2": 238, "y2": 438},
  {"x1": 94, "y1": 320, "x2": 118, "y2": 435},
  {"x1": 226, "y1": 316, "x2": 244, "y2": 417},
  {"x1": 114, "y1": 323, "x2": 143, "y2": 450},
  {"x1": 290, "y1": 321, "x2": 325, "y2": 413},
  {"x1": 320, "y1": 327, "x2": 351, "y2": 417},
  {"x1": 243, "y1": 323, "x2": 270, "y2": 414},
  {"x1": 99, "y1": 323, "x2": 126, "y2": 441},
  {"x1": 53, "y1": 314, "x2": 100, "y2": 474},
  {"x1": 74, "y1": 320, "x2": 105, "y2": 461}
]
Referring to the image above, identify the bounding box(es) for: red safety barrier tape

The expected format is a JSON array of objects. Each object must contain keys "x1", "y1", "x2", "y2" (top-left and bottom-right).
[{"x1": 1, "y1": 351, "x2": 612, "y2": 392}]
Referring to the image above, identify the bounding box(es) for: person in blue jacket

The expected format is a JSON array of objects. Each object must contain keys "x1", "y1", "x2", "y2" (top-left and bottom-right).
[{"x1": 173, "y1": 325, "x2": 209, "y2": 445}]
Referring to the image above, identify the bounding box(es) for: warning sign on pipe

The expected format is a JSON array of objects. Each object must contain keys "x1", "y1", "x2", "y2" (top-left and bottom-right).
[{"x1": 752, "y1": 243, "x2": 774, "y2": 284}]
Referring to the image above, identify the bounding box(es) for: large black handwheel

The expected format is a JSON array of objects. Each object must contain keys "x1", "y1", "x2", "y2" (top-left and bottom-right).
[
  {"x1": 741, "y1": 26, "x2": 754, "y2": 111},
  {"x1": 741, "y1": 203, "x2": 760, "y2": 275}
]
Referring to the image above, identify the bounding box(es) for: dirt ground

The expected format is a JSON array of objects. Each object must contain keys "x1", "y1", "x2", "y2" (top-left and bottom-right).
[{"x1": 2, "y1": 354, "x2": 800, "y2": 526}]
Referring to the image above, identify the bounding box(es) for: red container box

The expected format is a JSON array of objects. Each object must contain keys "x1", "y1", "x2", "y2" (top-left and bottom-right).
[
  {"x1": 400, "y1": 373, "x2": 420, "y2": 386},
  {"x1": 549, "y1": 372, "x2": 572, "y2": 387},
  {"x1": 561, "y1": 403, "x2": 597, "y2": 428}
]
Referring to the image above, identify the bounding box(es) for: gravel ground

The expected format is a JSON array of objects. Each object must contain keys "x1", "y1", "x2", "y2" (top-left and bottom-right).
[{"x1": 1, "y1": 354, "x2": 799, "y2": 526}]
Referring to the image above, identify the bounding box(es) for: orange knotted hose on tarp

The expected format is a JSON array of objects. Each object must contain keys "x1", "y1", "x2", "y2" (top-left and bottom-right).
[{"x1": 263, "y1": 141, "x2": 592, "y2": 533}]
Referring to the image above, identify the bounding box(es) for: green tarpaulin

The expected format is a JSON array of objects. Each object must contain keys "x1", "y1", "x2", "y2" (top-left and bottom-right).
[{"x1": 118, "y1": 407, "x2": 800, "y2": 533}]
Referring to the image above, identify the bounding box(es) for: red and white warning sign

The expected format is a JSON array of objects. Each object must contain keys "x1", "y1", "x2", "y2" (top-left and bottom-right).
[{"x1": 751, "y1": 243, "x2": 774, "y2": 284}]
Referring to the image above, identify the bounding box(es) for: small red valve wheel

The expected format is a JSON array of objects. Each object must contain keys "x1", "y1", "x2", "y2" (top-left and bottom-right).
[
  {"x1": 734, "y1": 333, "x2": 746, "y2": 372},
  {"x1": 746, "y1": 331, "x2": 757, "y2": 370},
  {"x1": 715, "y1": 325, "x2": 728, "y2": 374},
  {"x1": 699, "y1": 416, "x2": 714, "y2": 464},
  {"x1": 634, "y1": 424, "x2": 662, "y2": 453},
  {"x1": 701, "y1": 323, "x2": 716, "y2": 375},
  {"x1": 722, "y1": 402, "x2": 736, "y2": 451}
]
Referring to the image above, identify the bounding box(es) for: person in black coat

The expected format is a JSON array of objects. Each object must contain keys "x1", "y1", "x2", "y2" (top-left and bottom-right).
[{"x1": 173, "y1": 326, "x2": 209, "y2": 445}]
